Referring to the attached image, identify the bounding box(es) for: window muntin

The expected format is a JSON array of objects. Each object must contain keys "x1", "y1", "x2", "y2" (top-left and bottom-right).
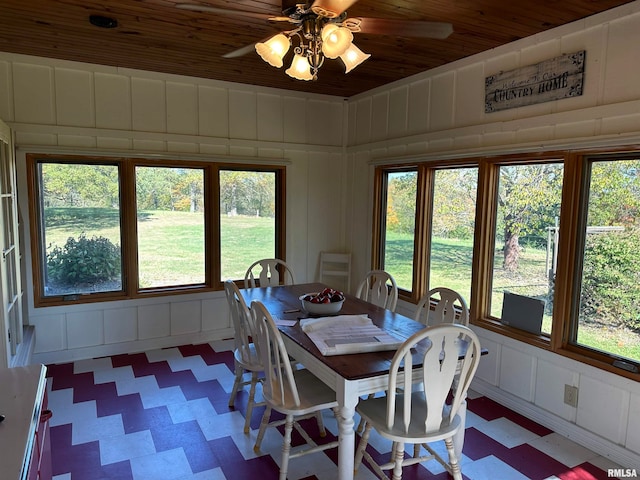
[
  {"x1": 36, "y1": 161, "x2": 124, "y2": 297},
  {"x1": 574, "y1": 157, "x2": 640, "y2": 363},
  {"x1": 429, "y1": 167, "x2": 477, "y2": 303},
  {"x1": 489, "y1": 162, "x2": 564, "y2": 335},
  {"x1": 219, "y1": 169, "x2": 277, "y2": 281},
  {"x1": 136, "y1": 166, "x2": 205, "y2": 288},
  {"x1": 382, "y1": 170, "x2": 417, "y2": 291},
  {"x1": 28, "y1": 155, "x2": 285, "y2": 306}
]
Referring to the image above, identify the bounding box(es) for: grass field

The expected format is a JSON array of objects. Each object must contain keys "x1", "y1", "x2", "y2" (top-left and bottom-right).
[{"x1": 43, "y1": 208, "x2": 639, "y2": 360}]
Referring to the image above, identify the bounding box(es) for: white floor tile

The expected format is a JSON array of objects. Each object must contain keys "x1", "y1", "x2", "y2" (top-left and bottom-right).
[
  {"x1": 130, "y1": 448, "x2": 193, "y2": 480},
  {"x1": 99, "y1": 429, "x2": 156, "y2": 465},
  {"x1": 474, "y1": 416, "x2": 540, "y2": 448},
  {"x1": 528, "y1": 432, "x2": 600, "y2": 467}
]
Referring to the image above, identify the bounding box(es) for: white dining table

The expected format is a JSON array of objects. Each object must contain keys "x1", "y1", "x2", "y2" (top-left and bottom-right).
[{"x1": 240, "y1": 282, "x2": 475, "y2": 480}]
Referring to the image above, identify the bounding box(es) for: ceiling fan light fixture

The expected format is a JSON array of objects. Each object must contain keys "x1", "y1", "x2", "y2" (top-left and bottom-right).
[
  {"x1": 320, "y1": 24, "x2": 353, "y2": 59},
  {"x1": 255, "y1": 33, "x2": 291, "y2": 68},
  {"x1": 286, "y1": 54, "x2": 314, "y2": 81},
  {"x1": 339, "y1": 43, "x2": 370, "y2": 73}
]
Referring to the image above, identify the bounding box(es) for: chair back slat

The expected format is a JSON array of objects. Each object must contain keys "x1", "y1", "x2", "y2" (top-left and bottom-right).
[
  {"x1": 251, "y1": 300, "x2": 301, "y2": 407},
  {"x1": 414, "y1": 287, "x2": 469, "y2": 326},
  {"x1": 224, "y1": 280, "x2": 254, "y2": 364},
  {"x1": 244, "y1": 258, "x2": 297, "y2": 288},
  {"x1": 356, "y1": 269, "x2": 398, "y2": 312},
  {"x1": 385, "y1": 324, "x2": 481, "y2": 435}
]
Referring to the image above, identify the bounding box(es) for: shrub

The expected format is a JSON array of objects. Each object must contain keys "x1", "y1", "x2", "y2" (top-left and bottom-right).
[
  {"x1": 580, "y1": 228, "x2": 640, "y2": 332},
  {"x1": 47, "y1": 234, "x2": 121, "y2": 286}
]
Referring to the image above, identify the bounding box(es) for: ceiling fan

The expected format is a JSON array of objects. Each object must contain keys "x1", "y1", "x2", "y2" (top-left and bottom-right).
[{"x1": 176, "y1": 1, "x2": 453, "y2": 80}]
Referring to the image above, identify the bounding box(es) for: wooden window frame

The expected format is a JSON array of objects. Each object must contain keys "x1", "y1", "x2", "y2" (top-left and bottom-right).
[
  {"x1": 26, "y1": 153, "x2": 286, "y2": 307},
  {"x1": 373, "y1": 147, "x2": 640, "y2": 380}
]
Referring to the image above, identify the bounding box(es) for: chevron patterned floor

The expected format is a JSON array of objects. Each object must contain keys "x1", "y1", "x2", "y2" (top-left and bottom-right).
[{"x1": 46, "y1": 340, "x2": 623, "y2": 480}]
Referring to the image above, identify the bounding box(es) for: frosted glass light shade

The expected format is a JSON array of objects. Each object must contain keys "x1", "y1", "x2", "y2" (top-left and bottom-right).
[
  {"x1": 339, "y1": 44, "x2": 370, "y2": 73},
  {"x1": 255, "y1": 34, "x2": 291, "y2": 68},
  {"x1": 321, "y1": 24, "x2": 353, "y2": 59},
  {"x1": 285, "y1": 54, "x2": 314, "y2": 80}
]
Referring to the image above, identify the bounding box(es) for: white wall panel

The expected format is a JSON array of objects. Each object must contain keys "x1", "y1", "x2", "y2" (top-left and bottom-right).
[
  {"x1": 14, "y1": 131, "x2": 57, "y2": 145},
  {"x1": 55, "y1": 68, "x2": 95, "y2": 127},
  {"x1": 0, "y1": 60, "x2": 13, "y2": 121},
  {"x1": 167, "y1": 82, "x2": 198, "y2": 135},
  {"x1": 57, "y1": 135, "x2": 97, "y2": 148},
  {"x1": 455, "y1": 64, "x2": 484, "y2": 127},
  {"x1": 131, "y1": 78, "x2": 166, "y2": 132},
  {"x1": 283, "y1": 96, "x2": 307, "y2": 144},
  {"x1": 67, "y1": 310, "x2": 104, "y2": 349},
  {"x1": 167, "y1": 141, "x2": 199, "y2": 153},
  {"x1": 307, "y1": 99, "x2": 344, "y2": 147},
  {"x1": 13, "y1": 63, "x2": 55, "y2": 124},
  {"x1": 132, "y1": 139, "x2": 167, "y2": 151},
  {"x1": 626, "y1": 393, "x2": 640, "y2": 452},
  {"x1": 138, "y1": 304, "x2": 171, "y2": 340},
  {"x1": 555, "y1": 120, "x2": 597, "y2": 139},
  {"x1": 171, "y1": 301, "x2": 202, "y2": 336},
  {"x1": 534, "y1": 359, "x2": 577, "y2": 421},
  {"x1": 388, "y1": 87, "x2": 408, "y2": 139},
  {"x1": 429, "y1": 71, "x2": 455, "y2": 131},
  {"x1": 202, "y1": 297, "x2": 228, "y2": 332},
  {"x1": 198, "y1": 85, "x2": 229, "y2": 138},
  {"x1": 499, "y1": 345, "x2": 536, "y2": 401},
  {"x1": 96, "y1": 137, "x2": 133, "y2": 150},
  {"x1": 32, "y1": 314, "x2": 65, "y2": 353},
  {"x1": 229, "y1": 90, "x2": 257, "y2": 140},
  {"x1": 473, "y1": 335, "x2": 499, "y2": 386},
  {"x1": 95, "y1": 73, "x2": 132, "y2": 130},
  {"x1": 104, "y1": 307, "x2": 138, "y2": 344},
  {"x1": 603, "y1": 14, "x2": 640, "y2": 104},
  {"x1": 407, "y1": 79, "x2": 430, "y2": 135},
  {"x1": 601, "y1": 112, "x2": 640, "y2": 136},
  {"x1": 257, "y1": 93, "x2": 283, "y2": 142},
  {"x1": 370, "y1": 92, "x2": 389, "y2": 141},
  {"x1": 355, "y1": 97, "x2": 372, "y2": 145},
  {"x1": 577, "y1": 375, "x2": 629, "y2": 444}
]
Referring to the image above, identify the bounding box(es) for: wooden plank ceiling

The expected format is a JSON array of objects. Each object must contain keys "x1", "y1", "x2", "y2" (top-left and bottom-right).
[{"x1": 0, "y1": 0, "x2": 633, "y2": 97}]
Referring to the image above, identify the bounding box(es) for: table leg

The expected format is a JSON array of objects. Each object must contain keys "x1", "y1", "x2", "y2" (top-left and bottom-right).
[{"x1": 336, "y1": 380, "x2": 359, "y2": 480}]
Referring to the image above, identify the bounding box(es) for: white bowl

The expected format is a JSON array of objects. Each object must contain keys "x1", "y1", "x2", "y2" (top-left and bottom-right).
[{"x1": 300, "y1": 293, "x2": 344, "y2": 315}]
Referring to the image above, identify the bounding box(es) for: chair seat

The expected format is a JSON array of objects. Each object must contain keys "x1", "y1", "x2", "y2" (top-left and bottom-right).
[
  {"x1": 234, "y1": 343, "x2": 262, "y2": 372},
  {"x1": 357, "y1": 392, "x2": 462, "y2": 443},
  {"x1": 264, "y1": 368, "x2": 338, "y2": 415}
]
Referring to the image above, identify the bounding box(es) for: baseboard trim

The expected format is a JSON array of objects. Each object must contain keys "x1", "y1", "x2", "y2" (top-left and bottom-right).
[{"x1": 471, "y1": 378, "x2": 640, "y2": 469}]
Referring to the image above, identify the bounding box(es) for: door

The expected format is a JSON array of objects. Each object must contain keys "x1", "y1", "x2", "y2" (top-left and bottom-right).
[{"x1": 0, "y1": 118, "x2": 23, "y2": 368}]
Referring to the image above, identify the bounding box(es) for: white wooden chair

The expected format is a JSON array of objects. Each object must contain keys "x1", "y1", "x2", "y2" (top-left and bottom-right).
[
  {"x1": 355, "y1": 269, "x2": 398, "y2": 312},
  {"x1": 319, "y1": 251, "x2": 351, "y2": 292},
  {"x1": 224, "y1": 280, "x2": 264, "y2": 434},
  {"x1": 250, "y1": 300, "x2": 340, "y2": 480},
  {"x1": 244, "y1": 258, "x2": 297, "y2": 288},
  {"x1": 354, "y1": 324, "x2": 481, "y2": 480},
  {"x1": 414, "y1": 286, "x2": 469, "y2": 326}
]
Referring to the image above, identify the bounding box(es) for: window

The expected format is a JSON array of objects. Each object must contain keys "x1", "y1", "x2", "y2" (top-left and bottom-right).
[
  {"x1": 374, "y1": 149, "x2": 640, "y2": 378},
  {"x1": 136, "y1": 166, "x2": 206, "y2": 289},
  {"x1": 489, "y1": 161, "x2": 564, "y2": 335},
  {"x1": 375, "y1": 163, "x2": 477, "y2": 302},
  {"x1": 219, "y1": 169, "x2": 277, "y2": 281},
  {"x1": 573, "y1": 156, "x2": 640, "y2": 364},
  {"x1": 429, "y1": 167, "x2": 477, "y2": 303},
  {"x1": 381, "y1": 170, "x2": 417, "y2": 292},
  {"x1": 27, "y1": 154, "x2": 285, "y2": 306}
]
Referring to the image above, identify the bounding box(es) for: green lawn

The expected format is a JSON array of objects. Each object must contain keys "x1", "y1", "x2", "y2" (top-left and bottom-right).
[{"x1": 44, "y1": 208, "x2": 639, "y2": 360}]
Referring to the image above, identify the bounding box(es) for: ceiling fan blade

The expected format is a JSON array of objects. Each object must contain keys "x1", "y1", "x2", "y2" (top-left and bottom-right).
[
  {"x1": 176, "y1": 3, "x2": 274, "y2": 21},
  {"x1": 222, "y1": 43, "x2": 259, "y2": 59},
  {"x1": 355, "y1": 17, "x2": 453, "y2": 39},
  {"x1": 310, "y1": 0, "x2": 359, "y2": 18}
]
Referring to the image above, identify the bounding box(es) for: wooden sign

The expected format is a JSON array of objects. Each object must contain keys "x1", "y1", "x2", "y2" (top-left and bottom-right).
[{"x1": 485, "y1": 50, "x2": 585, "y2": 113}]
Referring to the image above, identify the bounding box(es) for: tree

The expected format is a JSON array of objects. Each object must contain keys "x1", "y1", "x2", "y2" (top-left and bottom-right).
[{"x1": 498, "y1": 164, "x2": 563, "y2": 271}]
